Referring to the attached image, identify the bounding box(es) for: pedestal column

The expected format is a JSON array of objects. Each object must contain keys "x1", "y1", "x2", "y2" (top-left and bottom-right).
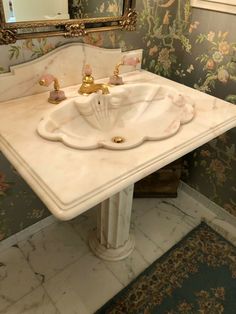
[{"x1": 89, "y1": 185, "x2": 135, "y2": 261}]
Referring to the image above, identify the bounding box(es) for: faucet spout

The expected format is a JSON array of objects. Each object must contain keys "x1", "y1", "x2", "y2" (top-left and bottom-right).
[
  {"x1": 79, "y1": 83, "x2": 109, "y2": 95},
  {"x1": 79, "y1": 64, "x2": 110, "y2": 95}
]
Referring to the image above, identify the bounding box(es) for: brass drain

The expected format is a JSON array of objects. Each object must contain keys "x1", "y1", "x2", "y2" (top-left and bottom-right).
[{"x1": 112, "y1": 136, "x2": 125, "y2": 144}]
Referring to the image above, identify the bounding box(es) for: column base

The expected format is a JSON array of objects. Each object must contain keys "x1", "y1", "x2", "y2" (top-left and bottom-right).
[{"x1": 89, "y1": 231, "x2": 135, "y2": 261}]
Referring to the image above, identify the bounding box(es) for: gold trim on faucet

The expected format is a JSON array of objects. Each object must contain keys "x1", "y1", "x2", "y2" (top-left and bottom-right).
[
  {"x1": 39, "y1": 76, "x2": 66, "y2": 104},
  {"x1": 79, "y1": 66, "x2": 110, "y2": 95}
]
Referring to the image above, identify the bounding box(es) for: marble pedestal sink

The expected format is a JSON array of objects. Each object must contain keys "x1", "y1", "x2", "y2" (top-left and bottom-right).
[
  {"x1": 0, "y1": 43, "x2": 236, "y2": 263},
  {"x1": 37, "y1": 83, "x2": 195, "y2": 260}
]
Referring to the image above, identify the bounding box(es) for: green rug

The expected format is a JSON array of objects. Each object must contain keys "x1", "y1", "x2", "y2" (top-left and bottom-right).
[{"x1": 96, "y1": 223, "x2": 236, "y2": 314}]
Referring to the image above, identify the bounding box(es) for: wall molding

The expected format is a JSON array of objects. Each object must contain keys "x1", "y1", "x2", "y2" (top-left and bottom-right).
[
  {"x1": 179, "y1": 181, "x2": 236, "y2": 245},
  {"x1": 191, "y1": 0, "x2": 236, "y2": 14}
]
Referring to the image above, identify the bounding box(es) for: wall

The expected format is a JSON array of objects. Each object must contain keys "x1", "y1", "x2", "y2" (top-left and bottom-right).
[
  {"x1": 176, "y1": 7, "x2": 236, "y2": 216},
  {"x1": 0, "y1": 0, "x2": 235, "y2": 240}
]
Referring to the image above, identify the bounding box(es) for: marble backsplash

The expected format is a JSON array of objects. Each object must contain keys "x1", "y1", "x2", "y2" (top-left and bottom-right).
[{"x1": 0, "y1": 44, "x2": 142, "y2": 102}]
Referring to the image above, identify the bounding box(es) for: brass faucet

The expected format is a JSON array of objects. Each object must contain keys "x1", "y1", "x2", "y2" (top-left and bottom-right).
[{"x1": 79, "y1": 64, "x2": 110, "y2": 95}]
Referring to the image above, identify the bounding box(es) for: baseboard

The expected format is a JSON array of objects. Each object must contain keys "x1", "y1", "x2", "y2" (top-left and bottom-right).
[
  {"x1": 179, "y1": 181, "x2": 236, "y2": 225},
  {"x1": 179, "y1": 181, "x2": 236, "y2": 246}
]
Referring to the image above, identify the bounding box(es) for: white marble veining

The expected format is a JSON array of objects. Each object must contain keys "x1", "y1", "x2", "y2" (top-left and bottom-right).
[
  {"x1": 0, "y1": 66, "x2": 236, "y2": 221},
  {"x1": 18, "y1": 221, "x2": 89, "y2": 281},
  {"x1": 0, "y1": 247, "x2": 40, "y2": 311},
  {"x1": 0, "y1": 287, "x2": 59, "y2": 314},
  {"x1": 104, "y1": 248, "x2": 149, "y2": 286},
  {"x1": 132, "y1": 226, "x2": 164, "y2": 265},
  {"x1": 178, "y1": 181, "x2": 236, "y2": 246},
  {"x1": 89, "y1": 185, "x2": 135, "y2": 261},
  {"x1": 0, "y1": 43, "x2": 142, "y2": 102},
  {"x1": 179, "y1": 181, "x2": 236, "y2": 224},
  {"x1": 1, "y1": 189, "x2": 236, "y2": 313},
  {"x1": 43, "y1": 253, "x2": 123, "y2": 314},
  {"x1": 0, "y1": 215, "x2": 57, "y2": 254},
  {"x1": 0, "y1": 43, "x2": 236, "y2": 265},
  {"x1": 134, "y1": 200, "x2": 198, "y2": 252},
  {"x1": 37, "y1": 83, "x2": 195, "y2": 150}
]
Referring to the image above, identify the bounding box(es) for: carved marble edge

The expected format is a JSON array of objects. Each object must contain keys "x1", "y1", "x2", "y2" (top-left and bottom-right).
[
  {"x1": 89, "y1": 232, "x2": 135, "y2": 261},
  {"x1": 0, "y1": 113, "x2": 235, "y2": 222},
  {"x1": 0, "y1": 70, "x2": 236, "y2": 221}
]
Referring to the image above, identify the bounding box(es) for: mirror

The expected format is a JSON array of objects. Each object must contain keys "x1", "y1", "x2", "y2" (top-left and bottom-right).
[
  {"x1": 0, "y1": 0, "x2": 137, "y2": 45},
  {"x1": 2, "y1": 1, "x2": 124, "y2": 23},
  {"x1": 3, "y1": 0, "x2": 70, "y2": 22}
]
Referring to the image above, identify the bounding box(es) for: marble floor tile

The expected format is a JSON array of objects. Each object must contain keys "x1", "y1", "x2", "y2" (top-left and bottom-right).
[
  {"x1": 0, "y1": 235, "x2": 17, "y2": 255},
  {"x1": 134, "y1": 201, "x2": 197, "y2": 252},
  {"x1": 1, "y1": 286, "x2": 59, "y2": 314},
  {"x1": 70, "y1": 208, "x2": 97, "y2": 244},
  {"x1": 133, "y1": 227, "x2": 164, "y2": 264},
  {"x1": 0, "y1": 246, "x2": 39, "y2": 312},
  {"x1": 1, "y1": 194, "x2": 235, "y2": 313},
  {"x1": 104, "y1": 248, "x2": 148, "y2": 286},
  {"x1": 44, "y1": 252, "x2": 123, "y2": 314},
  {"x1": 163, "y1": 190, "x2": 217, "y2": 222},
  {"x1": 151, "y1": 199, "x2": 201, "y2": 227},
  {"x1": 132, "y1": 198, "x2": 162, "y2": 220},
  {"x1": 18, "y1": 221, "x2": 89, "y2": 282}
]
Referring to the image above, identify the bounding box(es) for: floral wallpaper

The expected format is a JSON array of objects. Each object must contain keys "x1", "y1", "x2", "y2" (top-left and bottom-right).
[
  {"x1": 0, "y1": 153, "x2": 49, "y2": 241},
  {"x1": 69, "y1": 0, "x2": 87, "y2": 19},
  {"x1": 0, "y1": 0, "x2": 236, "y2": 241}
]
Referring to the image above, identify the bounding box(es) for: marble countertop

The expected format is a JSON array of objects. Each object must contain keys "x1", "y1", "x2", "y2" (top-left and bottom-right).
[{"x1": 0, "y1": 70, "x2": 236, "y2": 220}]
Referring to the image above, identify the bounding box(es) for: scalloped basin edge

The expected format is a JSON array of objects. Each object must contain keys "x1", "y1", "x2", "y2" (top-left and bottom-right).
[{"x1": 37, "y1": 83, "x2": 195, "y2": 150}]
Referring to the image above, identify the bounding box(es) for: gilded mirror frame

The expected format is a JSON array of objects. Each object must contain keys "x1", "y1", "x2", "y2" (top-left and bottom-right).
[{"x1": 0, "y1": 0, "x2": 137, "y2": 45}]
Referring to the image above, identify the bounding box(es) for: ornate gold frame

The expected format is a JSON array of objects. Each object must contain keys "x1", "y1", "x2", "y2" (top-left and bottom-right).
[{"x1": 0, "y1": 0, "x2": 137, "y2": 45}]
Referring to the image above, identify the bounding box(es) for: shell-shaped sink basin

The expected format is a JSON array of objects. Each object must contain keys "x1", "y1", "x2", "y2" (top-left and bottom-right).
[{"x1": 37, "y1": 83, "x2": 195, "y2": 150}]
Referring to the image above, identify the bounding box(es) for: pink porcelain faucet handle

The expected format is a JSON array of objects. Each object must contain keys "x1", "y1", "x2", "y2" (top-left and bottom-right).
[
  {"x1": 39, "y1": 74, "x2": 56, "y2": 87},
  {"x1": 83, "y1": 64, "x2": 93, "y2": 76},
  {"x1": 39, "y1": 73, "x2": 66, "y2": 104},
  {"x1": 122, "y1": 56, "x2": 140, "y2": 67}
]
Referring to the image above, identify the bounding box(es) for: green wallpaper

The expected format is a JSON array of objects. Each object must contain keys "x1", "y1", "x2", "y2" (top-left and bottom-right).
[
  {"x1": 0, "y1": 0, "x2": 236, "y2": 240},
  {"x1": 0, "y1": 154, "x2": 49, "y2": 240}
]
